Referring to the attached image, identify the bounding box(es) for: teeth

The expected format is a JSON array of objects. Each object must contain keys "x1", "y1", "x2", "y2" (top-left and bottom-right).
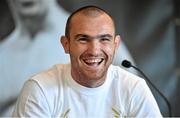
[{"x1": 84, "y1": 59, "x2": 102, "y2": 63}]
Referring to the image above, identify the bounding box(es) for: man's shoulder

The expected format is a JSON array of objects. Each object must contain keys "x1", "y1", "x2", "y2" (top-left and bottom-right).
[
  {"x1": 108, "y1": 64, "x2": 144, "y2": 86},
  {"x1": 109, "y1": 64, "x2": 147, "y2": 102},
  {"x1": 29, "y1": 63, "x2": 70, "y2": 86}
]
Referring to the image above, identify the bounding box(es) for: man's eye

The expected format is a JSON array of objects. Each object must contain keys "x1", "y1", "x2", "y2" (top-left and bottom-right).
[
  {"x1": 78, "y1": 38, "x2": 88, "y2": 43},
  {"x1": 100, "y1": 38, "x2": 110, "y2": 42}
]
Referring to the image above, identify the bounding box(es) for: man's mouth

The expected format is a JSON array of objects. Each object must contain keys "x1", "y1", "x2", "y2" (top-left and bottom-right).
[{"x1": 83, "y1": 58, "x2": 104, "y2": 66}]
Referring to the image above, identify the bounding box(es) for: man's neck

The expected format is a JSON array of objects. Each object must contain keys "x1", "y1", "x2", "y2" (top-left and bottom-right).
[{"x1": 71, "y1": 71, "x2": 107, "y2": 88}]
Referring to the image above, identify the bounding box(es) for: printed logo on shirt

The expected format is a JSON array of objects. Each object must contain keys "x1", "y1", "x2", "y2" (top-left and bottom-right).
[
  {"x1": 112, "y1": 107, "x2": 127, "y2": 118},
  {"x1": 59, "y1": 107, "x2": 126, "y2": 118},
  {"x1": 60, "y1": 108, "x2": 70, "y2": 118}
]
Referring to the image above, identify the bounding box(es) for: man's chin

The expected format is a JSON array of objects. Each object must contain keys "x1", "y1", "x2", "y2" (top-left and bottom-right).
[{"x1": 83, "y1": 71, "x2": 105, "y2": 80}]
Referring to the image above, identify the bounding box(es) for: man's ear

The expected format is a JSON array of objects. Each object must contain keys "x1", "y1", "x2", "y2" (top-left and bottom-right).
[
  {"x1": 114, "y1": 35, "x2": 121, "y2": 51},
  {"x1": 60, "y1": 36, "x2": 70, "y2": 54}
]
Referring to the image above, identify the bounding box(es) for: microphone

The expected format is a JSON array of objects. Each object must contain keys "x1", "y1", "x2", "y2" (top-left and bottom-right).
[{"x1": 121, "y1": 60, "x2": 172, "y2": 117}]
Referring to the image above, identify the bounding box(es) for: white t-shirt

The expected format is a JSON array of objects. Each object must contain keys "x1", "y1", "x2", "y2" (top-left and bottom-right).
[{"x1": 13, "y1": 64, "x2": 162, "y2": 117}]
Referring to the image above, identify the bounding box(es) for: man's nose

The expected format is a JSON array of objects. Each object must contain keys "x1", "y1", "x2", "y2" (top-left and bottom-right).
[{"x1": 88, "y1": 40, "x2": 101, "y2": 55}]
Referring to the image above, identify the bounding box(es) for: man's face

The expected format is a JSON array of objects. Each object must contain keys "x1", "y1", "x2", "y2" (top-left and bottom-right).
[
  {"x1": 62, "y1": 13, "x2": 120, "y2": 85},
  {"x1": 8, "y1": 0, "x2": 49, "y2": 17}
]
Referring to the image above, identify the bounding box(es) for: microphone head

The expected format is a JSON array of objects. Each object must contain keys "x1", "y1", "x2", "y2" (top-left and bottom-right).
[{"x1": 121, "y1": 60, "x2": 132, "y2": 68}]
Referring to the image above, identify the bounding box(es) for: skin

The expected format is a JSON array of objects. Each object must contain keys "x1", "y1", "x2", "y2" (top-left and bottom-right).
[{"x1": 61, "y1": 12, "x2": 120, "y2": 88}]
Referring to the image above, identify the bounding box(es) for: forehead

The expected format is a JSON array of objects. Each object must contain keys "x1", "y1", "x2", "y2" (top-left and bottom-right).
[{"x1": 70, "y1": 12, "x2": 115, "y2": 35}]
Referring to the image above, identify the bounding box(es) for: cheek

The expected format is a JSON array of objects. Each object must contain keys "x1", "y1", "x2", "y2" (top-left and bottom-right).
[
  {"x1": 102, "y1": 44, "x2": 115, "y2": 56},
  {"x1": 69, "y1": 44, "x2": 87, "y2": 58}
]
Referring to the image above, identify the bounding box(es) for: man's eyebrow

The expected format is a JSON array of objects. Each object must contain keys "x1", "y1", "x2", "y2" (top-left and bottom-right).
[
  {"x1": 97, "y1": 34, "x2": 113, "y2": 39},
  {"x1": 74, "y1": 34, "x2": 113, "y2": 39},
  {"x1": 75, "y1": 34, "x2": 89, "y2": 39}
]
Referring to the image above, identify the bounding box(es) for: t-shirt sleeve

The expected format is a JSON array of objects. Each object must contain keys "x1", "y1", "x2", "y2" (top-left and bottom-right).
[
  {"x1": 12, "y1": 79, "x2": 51, "y2": 117},
  {"x1": 127, "y1": 79, "x2": 162, "y2": 117}
]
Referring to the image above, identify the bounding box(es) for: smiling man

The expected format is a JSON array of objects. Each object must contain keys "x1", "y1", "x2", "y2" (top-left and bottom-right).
[
  {"x1": 12, "y1": 6, "x2": 162, "y2": 117},
  {"x1": 61, "y1": 7, "x2": 119, "y2": 88}
]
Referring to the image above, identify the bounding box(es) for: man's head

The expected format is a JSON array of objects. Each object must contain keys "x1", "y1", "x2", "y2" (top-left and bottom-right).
[
  {"x1": 65, "y1": 6, "x2": 117, "y2": 38},
  {"x1": 61, "y1": 6, "x2": 120, "y2": 87}
]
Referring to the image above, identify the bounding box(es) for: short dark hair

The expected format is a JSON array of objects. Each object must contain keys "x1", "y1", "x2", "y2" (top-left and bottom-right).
[{"x1": 65, "y1": 5, "x2": 115, "y2": 38}]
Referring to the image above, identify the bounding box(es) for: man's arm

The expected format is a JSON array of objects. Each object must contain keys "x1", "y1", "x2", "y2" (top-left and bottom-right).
[
  {"x1": 12, "y1": 79, "x2": 51, "y2": 117},
  {"x1": 127, "y1": 80, "x2": 162, "y2": 117}
]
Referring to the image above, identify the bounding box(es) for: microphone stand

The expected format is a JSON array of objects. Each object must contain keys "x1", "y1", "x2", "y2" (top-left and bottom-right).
[
  {"x1": 122, "y1": 60, "x2": 172, "y2": 117},
  {"x1": 131, "y1": 65, "x2": 172, "y2": 117}
]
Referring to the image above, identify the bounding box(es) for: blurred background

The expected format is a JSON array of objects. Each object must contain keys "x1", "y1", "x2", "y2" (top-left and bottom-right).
[{"x1": 0, "y1": 0, "x2": 179, "y2": 117}]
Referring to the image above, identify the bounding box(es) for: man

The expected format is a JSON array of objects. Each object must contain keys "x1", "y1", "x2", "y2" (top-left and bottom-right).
[{"x1": 12, "y1": 6, "x2": 162, "y2": 117}]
